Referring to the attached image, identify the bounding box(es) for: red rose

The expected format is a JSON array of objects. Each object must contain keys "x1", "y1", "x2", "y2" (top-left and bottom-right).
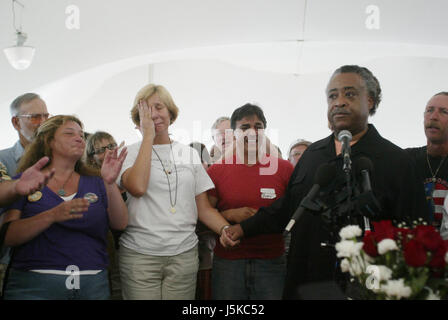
[
  {"x1": 404, "y1": 239, "x2": 428, "y2": 267},
  {"x1": 429, "y1": 245, "x2": 446, "y2": 269},
  {"x1": 431, "y1": 240, "x2": 448, "y2": 277},
  {"x1": 363, "y1": 232, "x2": 378, "y2": 257},
  {"x1": 414, "y1": 225, "x2": 444, "y2": 252},
  {"x1": 372, "y1": 220, "x2": 395, "y2": 242}
]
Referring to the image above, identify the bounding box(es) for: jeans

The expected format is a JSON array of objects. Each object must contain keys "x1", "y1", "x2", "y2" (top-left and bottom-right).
[
  {"x1": 211, "y1": 255, "x2": 286, "y2": 300},
  {"x1": 4, "y1": 268, "x2": 110, "y2": 300}
]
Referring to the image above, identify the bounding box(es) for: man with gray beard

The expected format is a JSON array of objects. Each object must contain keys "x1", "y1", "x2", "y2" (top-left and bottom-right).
[
  {"x1": 0, "y1": 93, "x2": 50, "y2": 296},
  {"x1": 0, "y1": 93, "x2": 49, "y2": 176}
]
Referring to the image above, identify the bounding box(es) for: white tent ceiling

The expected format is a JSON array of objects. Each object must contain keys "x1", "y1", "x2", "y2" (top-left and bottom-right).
[{"x1": 1, "y1": 0, "x2": 448, "y2": 153}]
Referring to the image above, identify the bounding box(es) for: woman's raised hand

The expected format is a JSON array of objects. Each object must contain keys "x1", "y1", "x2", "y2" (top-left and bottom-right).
[
  {"x1": 101, "y1": 142, "x2": 128, "y2": 185},
  {"x1": 138, "y1": 100, "x2": 155, "y2": 140}
]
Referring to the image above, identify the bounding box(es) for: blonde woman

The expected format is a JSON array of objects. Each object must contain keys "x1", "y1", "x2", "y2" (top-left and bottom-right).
[
  {"x1": 117, "y1": 84, "x2": 238, "y2": 300},
  {"x1": 2, "y1": 115, "x2": 128, "y2": 300}
]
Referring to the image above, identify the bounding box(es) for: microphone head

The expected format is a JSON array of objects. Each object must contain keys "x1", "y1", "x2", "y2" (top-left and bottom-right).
[
  {"x1": 314, "y1": 163, "x2": 337, "y2": 187},
  {"x1": 337, "y1": 130, "x2": 352, "y2": 142},
  {"x1": 354, "y1": 156, "x2": 374, "y2": 173}
]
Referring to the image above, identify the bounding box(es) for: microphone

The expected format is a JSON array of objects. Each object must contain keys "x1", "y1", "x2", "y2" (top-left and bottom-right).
[
  {"x1": 337, "y1": 130, "x2": 352, "y2": 172},
  {"x1": 355, "y1": 157, "x2": 374, "y2": 193},
  {"x1": 284, "y1": 163, "x2": 336, "y2": 235},
  {"x1": 353, "y1": 156, "x2": 380, "y2": 222}
]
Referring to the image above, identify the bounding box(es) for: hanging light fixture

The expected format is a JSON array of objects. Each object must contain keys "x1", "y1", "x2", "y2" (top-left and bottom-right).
[{"x1": 3, "y1": 0, "x2": 36, "y2": 70}]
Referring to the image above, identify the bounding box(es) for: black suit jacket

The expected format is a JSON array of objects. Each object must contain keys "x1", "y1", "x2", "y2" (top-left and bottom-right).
[{"x1": 241, "y1": 124, "x2": 428, "y2": 299}]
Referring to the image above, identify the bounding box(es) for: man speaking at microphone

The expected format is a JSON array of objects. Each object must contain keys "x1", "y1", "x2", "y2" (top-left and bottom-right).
[{"x1": 225, "y1": 65, "x2": 428, "y2": 299}]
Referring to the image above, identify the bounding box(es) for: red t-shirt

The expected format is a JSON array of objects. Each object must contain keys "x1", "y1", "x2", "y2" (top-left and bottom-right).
[{"x1": 207, "y1": 155, "x2": 294, "y2": 259}]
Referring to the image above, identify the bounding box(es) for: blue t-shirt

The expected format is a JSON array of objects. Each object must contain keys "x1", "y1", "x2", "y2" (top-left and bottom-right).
[{"x1": 7, "y1": 175, "x2": 109, "y2": 271}]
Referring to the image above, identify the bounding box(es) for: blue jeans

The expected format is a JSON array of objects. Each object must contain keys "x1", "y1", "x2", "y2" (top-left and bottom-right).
[
  {"x1": 211, "y1": 255, "x2": 286, "y2": 300},
  {"x1": 4, "y1": 269, "x2": 110, "y2": 300}
]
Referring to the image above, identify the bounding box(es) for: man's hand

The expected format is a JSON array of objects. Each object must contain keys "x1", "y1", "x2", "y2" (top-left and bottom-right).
[
  {"x1": 225, "y1": 224, "x2": 245, "y2": 241},
  {"x1": 219, "y1": 226, "x2": 240, "y2": 248},
  {"x1": 222, "y1": 207, "x2": 257, "y2": 223},
  {"x1": 15, "y1": 156, "x2": 55, "y2": 196}
]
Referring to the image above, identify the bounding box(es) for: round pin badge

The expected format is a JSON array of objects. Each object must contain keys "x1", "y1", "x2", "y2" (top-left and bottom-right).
[
  {"x1": 28, "y1": 191, "x2": 43, "y2": 202},
  {"x1": 83, "y1": 192, "x2": 98, "y2": 204}
]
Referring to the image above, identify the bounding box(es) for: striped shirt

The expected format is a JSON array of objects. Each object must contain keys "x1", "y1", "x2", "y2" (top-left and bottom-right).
[{"x1": 424, "y1": 177, "x2": 448, "y2": 228}]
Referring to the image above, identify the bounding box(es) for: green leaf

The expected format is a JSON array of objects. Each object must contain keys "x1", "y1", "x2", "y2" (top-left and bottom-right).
[{"x1": 408, "y1": 269, "x2": 429, "y2": 298}]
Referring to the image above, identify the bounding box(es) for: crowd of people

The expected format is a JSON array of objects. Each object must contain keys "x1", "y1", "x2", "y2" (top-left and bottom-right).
[{"x1": 0, "y1": 64, "x2": 446, "y2": 300}]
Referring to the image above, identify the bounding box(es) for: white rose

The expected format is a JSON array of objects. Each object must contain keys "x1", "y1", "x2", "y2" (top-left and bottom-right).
[
  {"x1": 335, "y1": 240, "x2": 363, "y2": 258},
  {"x1": 381, "y1": 279, "x2": 412, "y2": 299},
  {"x1": 377, "y1": 239, "x2": 398, "y2": 255},
  {"x1": 348, "y1": 257, "x2": 363, "y2": 276},
  {"x1": 340, "y1": 258, "x2": 350, "y2": 273},
  {"x1": 426, "y1": 293, "x2": 441, "y2": 300},
  {"x1": 335, "y1": 240, "x2": 353, "y2": 258},
  {"x1": 367, "y1": 265, "x2": 393, "y2": 284},
  {"x1": 339, "y1": 225, "x2": 362, "y2": 240},
  {"x1": 377, "y1": 265, "x2": 393, "y2": 282},
  {"x1": 426, "y1": 288, "x2": 441, "y2": 300}
]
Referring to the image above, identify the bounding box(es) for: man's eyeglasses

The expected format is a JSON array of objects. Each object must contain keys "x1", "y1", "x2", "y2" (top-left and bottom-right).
[
  {"x1": 93, "y1": 143, "x2": 117, "y2": 155},
  {"x1": 16, "y1": 113, "x2": 50, "y2": 124}
]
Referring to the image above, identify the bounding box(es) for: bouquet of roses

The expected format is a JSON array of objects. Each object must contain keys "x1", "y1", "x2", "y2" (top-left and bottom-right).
[{"x1": 336, "y1": 219, "x2": 448, "y2": 299}]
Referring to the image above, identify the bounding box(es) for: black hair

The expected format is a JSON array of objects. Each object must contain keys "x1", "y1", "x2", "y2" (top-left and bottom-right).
[
  {"x1": 230, "y1": 103, "x2": 267, "y2": 129},
  {"x1": 331, "y1": 65, "x2": 382, "y2": 116}
]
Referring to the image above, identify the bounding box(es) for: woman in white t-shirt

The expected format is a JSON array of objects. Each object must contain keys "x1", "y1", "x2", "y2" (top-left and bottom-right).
[{"x1": 117, "y1": 84, "x2": 238, "y2": 300}]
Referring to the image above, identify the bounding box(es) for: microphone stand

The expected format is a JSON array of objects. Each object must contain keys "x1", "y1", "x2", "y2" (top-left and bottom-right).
[
  {"x1": 343, "y1": 153, "x2": 352, "y2": 222},
  {"x1": 283, "y1": 197, "x2": 323, "y2": 236}
]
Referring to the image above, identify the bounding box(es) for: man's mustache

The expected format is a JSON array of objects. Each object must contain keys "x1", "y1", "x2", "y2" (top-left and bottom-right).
[
  {"x1": 426, "y1": 122, "x2": 440, "y2": 130},
  {"x1": 330, "y1": 110, "x2": 350, "y2": 117}
]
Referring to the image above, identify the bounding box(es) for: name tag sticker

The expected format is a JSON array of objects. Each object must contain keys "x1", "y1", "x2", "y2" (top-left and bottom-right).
[
  {"x1": 260, "y1": 188, "x2": 276, "y2": 199},
  {"x1": 261, "y1": 193, "x2": 277, "y2": 199}
]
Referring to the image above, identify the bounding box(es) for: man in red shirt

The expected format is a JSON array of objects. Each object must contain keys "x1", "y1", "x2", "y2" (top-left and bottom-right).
[{"x1": 207, "y1": 103, "x2": 293, "y2": 299}]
